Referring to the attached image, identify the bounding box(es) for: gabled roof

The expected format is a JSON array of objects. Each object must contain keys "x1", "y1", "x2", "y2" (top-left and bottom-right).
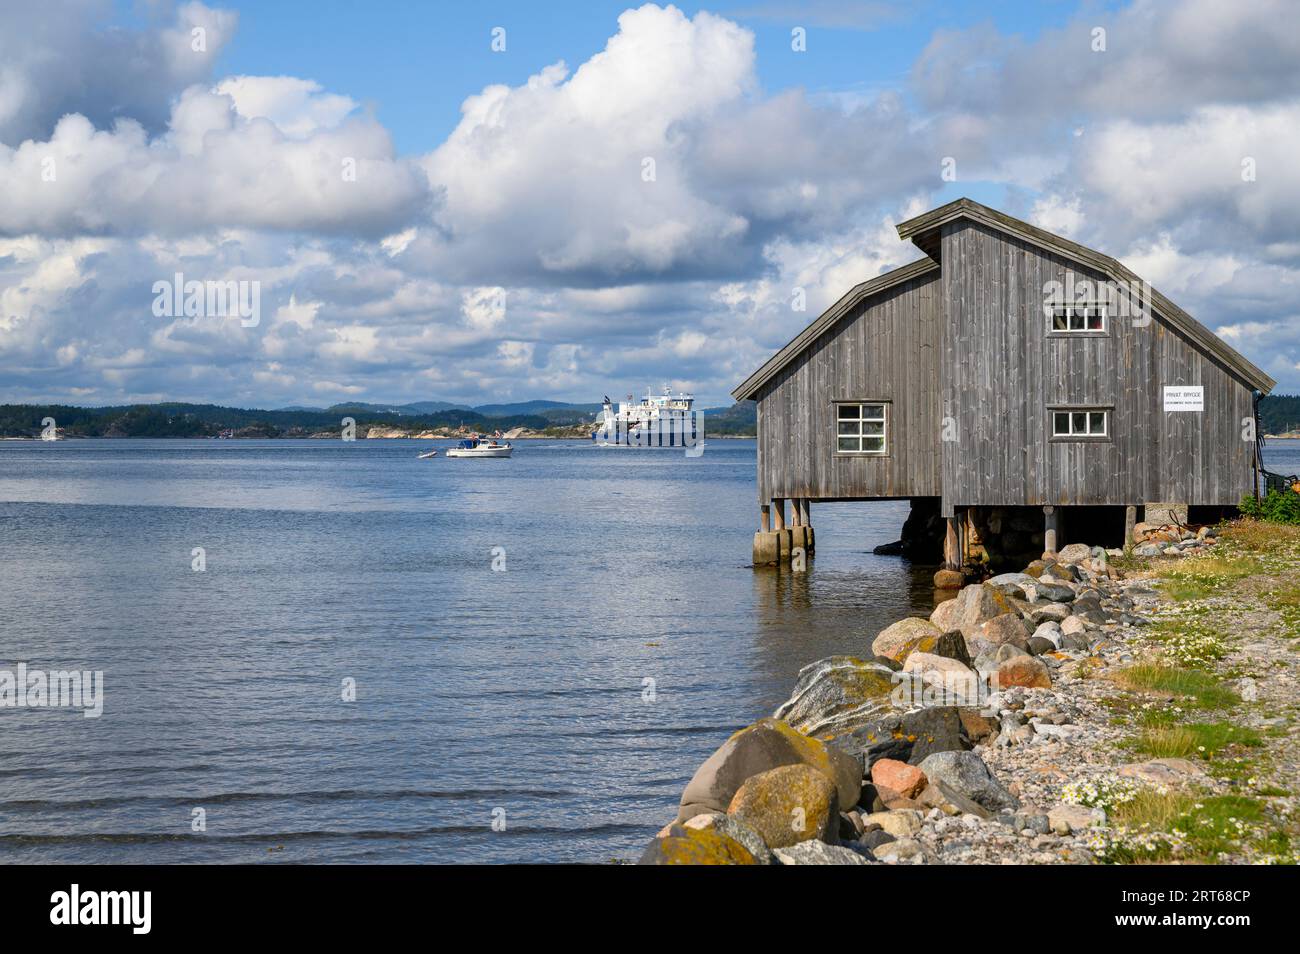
[
  {"x1": 731, "y1": 256, "x2": 939, "y2": 401},
  {"x1": 733, "y1": 198, "x2": 1275, "y2": 401},
  {"x1": 896, "y1": 198, "x2": 1275, "y2": 393}
]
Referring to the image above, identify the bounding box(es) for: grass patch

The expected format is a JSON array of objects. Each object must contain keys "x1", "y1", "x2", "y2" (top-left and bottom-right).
[
  {"x1": 1095, "y1": 791, "x2": 1272, "y2": 863},
  {"x1": 1133, "y1": 722, "x2": 1263, "y2": 759},
  {"x1": 1114, "y1": 663, "x2": 1238, "y2": 709},
  {"x1": 1159, "y1": 555, "x2": 1257, "y2": 602}
]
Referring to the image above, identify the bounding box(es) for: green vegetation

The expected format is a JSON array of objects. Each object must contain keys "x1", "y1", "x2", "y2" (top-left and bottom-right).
[
  {"x1": 1258, "y1": 393, "x2": 1300, "y2": 435},
  {"x1": 0, "y1": 402, "x2": 556, "y2": 439},
  {"x1": 1132, "y1": 721, "x2": 1263, "y2": 759},
  {"x1": 1114, "y1": 663, "x2": 1238, "y2": 708},
  {"x1": 0, "y1": 399, "x2": 758, "y2": 439},
  {"x1": 1096, "y1": 791, "x2": 1273, "y2": 863},
  {"x1": 1240, "y1": 488, "x2": 1300, "y2": 525}
]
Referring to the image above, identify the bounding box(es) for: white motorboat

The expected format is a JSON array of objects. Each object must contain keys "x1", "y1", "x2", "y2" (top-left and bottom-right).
[
  {"x1": 417, "y1": 449, "x2": 438, "y2": 459},
  {"x1": 445, "y1": 437, "x2": 513, "y2": 458}
]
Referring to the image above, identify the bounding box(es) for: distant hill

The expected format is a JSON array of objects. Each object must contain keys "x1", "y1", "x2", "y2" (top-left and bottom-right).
[
  {"x1": 1261, "y1": 394, "x2": 1300, "y2": 435},
  {"x1": 702, "y1": 401, "x2": 756, "y2": 435},
  {"x1": 0, "y1": 395, "x2": 763, "y2": 439}
]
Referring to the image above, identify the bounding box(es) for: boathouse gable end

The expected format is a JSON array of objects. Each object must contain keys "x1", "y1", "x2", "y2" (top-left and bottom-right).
[
  {"x1": 735, "y1": 198, "x2": 1274, "y2": 563},
  {"x1": 748, "y1": 264, "x2": 942, "y2": 505}
]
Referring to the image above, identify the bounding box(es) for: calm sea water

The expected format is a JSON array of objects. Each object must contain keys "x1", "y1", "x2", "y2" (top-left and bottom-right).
[
  {"x1": 0, "y1": 438, "x2": 938, "y2": 864},
  {"x1": 3, "y1": 437, "x2": 1297, "y2": 864}
]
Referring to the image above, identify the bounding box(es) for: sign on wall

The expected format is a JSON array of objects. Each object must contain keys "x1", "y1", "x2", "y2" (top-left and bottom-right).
[{"x1": 1163, "y1": 385, "x2": 1204, "y2": 412}]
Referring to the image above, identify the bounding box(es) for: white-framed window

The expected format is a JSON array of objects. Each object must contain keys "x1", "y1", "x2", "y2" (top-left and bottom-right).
[
  {"x1": 1052, "y1": 408, "x2": 1108, "y2": 438},
  {"x1": 1047, "y1": 301, "x2": 1107, "y2": 333},
  {"x1": 836, "y1": 402, "x2": 887, "y2": 454}
]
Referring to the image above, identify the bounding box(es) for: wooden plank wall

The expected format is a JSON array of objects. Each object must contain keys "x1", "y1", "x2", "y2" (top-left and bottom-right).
[
  {"x1": 755, "y1": 270, "x2": 942, "y2": 503},
  {"x1": 940, "y1": 220, "x2": 1256, "y2": 512}
]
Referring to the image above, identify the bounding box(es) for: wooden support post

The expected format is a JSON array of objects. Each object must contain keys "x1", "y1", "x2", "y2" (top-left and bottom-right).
[
  {"x1": 761, "y1": 504, "x2": 771, "y2": 533},
  {"x1": 772, "y1": 499, "x2": 785, "y2": 531},
  {"x1": 942, "y1": 516, "x2": 960, "y2": 570},
  {"x1": 1043, "y1": 505, "x2": 1059, "y2": 558},
  {"x1": 1123, "y1": 505, "x2": 1137, "y2": 549}
]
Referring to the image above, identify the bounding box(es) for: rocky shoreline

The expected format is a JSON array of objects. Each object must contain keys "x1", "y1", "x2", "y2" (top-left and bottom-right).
[{"x1": 641, "y1": 524, "x2": 1300, "y2": 865}]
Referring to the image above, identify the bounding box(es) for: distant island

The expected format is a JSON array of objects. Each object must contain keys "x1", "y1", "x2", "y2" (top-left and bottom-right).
[{"x1": 0, "y1": 399, "x2": 758, "y2": 439}]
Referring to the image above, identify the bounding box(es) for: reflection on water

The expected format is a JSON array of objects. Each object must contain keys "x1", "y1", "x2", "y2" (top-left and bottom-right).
[{"x1": 6, "y1": 438, "x2": 1291, "y2": 862}]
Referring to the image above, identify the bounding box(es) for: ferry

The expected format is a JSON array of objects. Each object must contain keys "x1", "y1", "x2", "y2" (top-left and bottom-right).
[{"x1": 592, "y1": 386, "x2": 703, "y2": 450}]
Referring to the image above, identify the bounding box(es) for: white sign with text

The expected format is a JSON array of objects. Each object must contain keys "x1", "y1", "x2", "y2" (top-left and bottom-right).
[{"x1": 1163, "y1": 386, "x2": 1204, "y2": 412}]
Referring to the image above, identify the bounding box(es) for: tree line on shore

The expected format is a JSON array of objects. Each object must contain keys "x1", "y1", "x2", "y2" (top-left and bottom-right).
[{"x1": 0, "y1": 399, "x2": 760, "y2": 438}]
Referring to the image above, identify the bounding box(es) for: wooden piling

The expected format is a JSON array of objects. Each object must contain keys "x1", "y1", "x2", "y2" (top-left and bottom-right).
[{"x1": 1043, "y1": 505, "x2": 1059, "y2": 558}]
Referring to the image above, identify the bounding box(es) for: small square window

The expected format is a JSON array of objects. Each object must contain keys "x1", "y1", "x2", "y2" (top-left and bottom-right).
[
  {"x1": 1053, "y1": 411, "x2": 1070, "y2": 435},
  {"x1": 836, "y1": 403, "x2": 888, "y2": 454}
]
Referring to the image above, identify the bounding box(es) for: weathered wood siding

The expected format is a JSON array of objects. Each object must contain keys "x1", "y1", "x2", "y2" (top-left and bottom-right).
[
  {"x1": 939, "y1": 220, "x2": 1256, "y2": 512},
  {"x1": 754, "y1": 270, "x2": 941, "y2": 502}
]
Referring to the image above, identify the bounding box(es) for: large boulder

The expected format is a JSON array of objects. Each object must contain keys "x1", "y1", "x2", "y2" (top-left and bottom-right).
[
  {"x1": 773, "y1": 842, "x2": 874, "y2": 865},
  {"x1": 944, "y1": 583, "x2": 1020, "y2": 639},
  {"x1": 870, "y1": 758, "x2": 927, "y2": 799},
  {"x1": 930, "y1": 598, "x2": 959, "y2": 632},
  {"x1": 677, "y1": 717, "x2": 860, "y2": 821},
  {"x1": 902, "y1": 706, "x2": 969, "y2": 765},
  {"x1": 985, "y1": 572, "x2": 1041, "y2": 600},
  {"x1": 902, "y1": 652, "x2": 980, "y2": 705},
  {"x1": 680, "y1": 813, "x2": 773, "y2": 864},
  {"x1": 728, "y1": 764, "x2": 839, "y2": 848},
  {"x1": 872, "y1": 617, "x2": 943, "y2": 663},
  {"x1": 995, "y1": 655, "x2": 1052, "y2": 689},
  {"x1": 639, "y1": 824, "x2": 758, "y2": 865},
  {"x1": 774, "y1": 656, "x2": 898, "y2": 736},
  {"x1": 979, "y1": 613, "x2": 1031, "y2": 647},
  {"x1": 1056, "y1": 543, "x2": 1092, "y2": 564},
  {"x1": 917, "y1": 750, "x2": 1020, "y2": 813}
]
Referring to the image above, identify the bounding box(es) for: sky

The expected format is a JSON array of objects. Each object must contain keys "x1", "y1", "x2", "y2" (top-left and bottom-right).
[{"x1": 1, "y1": 0, "x2": 1297, "y2": 408}]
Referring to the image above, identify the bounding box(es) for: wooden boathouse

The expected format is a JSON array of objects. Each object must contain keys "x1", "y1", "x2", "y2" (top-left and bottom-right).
[{"x1": 733, "y1": 198, "x2": 1276, "y2": 580}]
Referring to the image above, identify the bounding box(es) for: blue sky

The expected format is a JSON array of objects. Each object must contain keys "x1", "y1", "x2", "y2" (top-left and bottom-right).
[
  {"x1": 2, "y1": 0, "x2": 1296, "y2": 407},
  {"x1": 208, "y1": 0, "x2": 1117, "y2": 154}
]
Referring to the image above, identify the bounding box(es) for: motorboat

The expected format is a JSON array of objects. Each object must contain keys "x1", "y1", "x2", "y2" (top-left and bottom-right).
[
  {"x1": 417, "y1": 449, "x2": 438, "y2": 459},
  {"x1": 445, "y1": 437, "x2": 513, "y2": 458}
]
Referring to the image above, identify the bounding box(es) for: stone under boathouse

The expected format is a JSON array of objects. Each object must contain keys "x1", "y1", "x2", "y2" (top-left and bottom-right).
[{"x1": 733, "y1": 198, "x2": 1276, "y2": 583}]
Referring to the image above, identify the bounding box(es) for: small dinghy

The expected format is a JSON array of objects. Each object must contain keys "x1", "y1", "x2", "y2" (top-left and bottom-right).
[{"x1": 417, "y1": 449, "x2": 438, "y2": 459}]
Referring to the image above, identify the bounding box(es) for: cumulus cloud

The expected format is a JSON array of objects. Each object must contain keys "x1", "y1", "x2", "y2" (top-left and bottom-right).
[
  {"x1": 2, "y1": 0, "x2": 1299, "y2": 407},
  {"x1": 0, "y1": 1, "x2": 237, "y2": 144}
]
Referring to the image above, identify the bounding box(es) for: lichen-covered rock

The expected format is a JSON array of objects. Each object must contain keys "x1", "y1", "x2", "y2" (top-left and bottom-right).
[
  {"x1": 773, "y1": 841, "x2": 874, "y2": 865},
  {"x1": 946, "y1": 583, "x2": 1020, "y2": 639},
  {"x1": 677, "y1": 716, "x2": 860, "y2": 821},
  {"x1": 985, "y1": 572, "x2": 1040, "y2": 600},
  {"x1": 872, "y1": 617, "x2": 943, "y2": 663},
  {"x1": 918, "y1": 750, "x2": 1020, "y2": 813},
  {"x1": 773, "y1": 655, "x2": 898, "y2": 736},
  {"x1": 728, "y1": 763, "x2": 839, "y2": 849},
  {"x1": 933, "y1": 568, "x2": 964, "y2": 589},
  {"x1": 681, "y1": 813, "x2": 774, "y2": 864},
  {"x1": 979, "y1": 612, "x2": 1030, "y2": 647},
  {"x1": 930, "y1": 597, "x2": 959, "y2": 632},
  {"x1": 639, "y1": 823, "x2": 758, "y2": 865},
  {"x1": 995, "y1": 654, "x2": 1052, "y2": 689}
]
